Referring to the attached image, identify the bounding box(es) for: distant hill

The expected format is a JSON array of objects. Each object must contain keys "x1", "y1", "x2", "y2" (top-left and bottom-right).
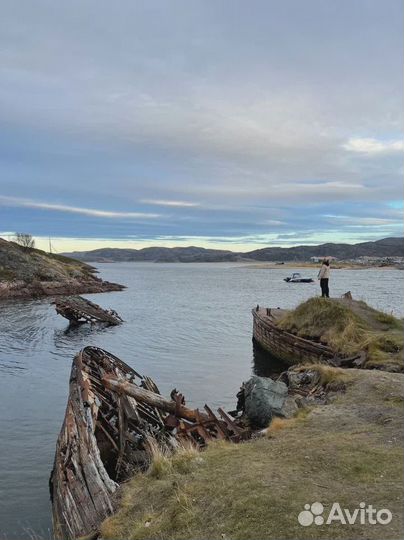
[
  {"x1": 245, "y1": 237, "x2": 404, "y2": 262},
  {"x1": 62, "y1": 237, "x2": 404, "y2": 263},
  {"x1": 0, "y1": 238, "x2": 124, "y2": 299},
  {"x1": 63, "y1": 246, "x2": 244, "y2": 263}
]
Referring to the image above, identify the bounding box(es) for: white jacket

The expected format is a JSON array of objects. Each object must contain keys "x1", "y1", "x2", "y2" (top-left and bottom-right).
[{"x1": 318, "y1": 264, "x2": 330, "y2": 279}]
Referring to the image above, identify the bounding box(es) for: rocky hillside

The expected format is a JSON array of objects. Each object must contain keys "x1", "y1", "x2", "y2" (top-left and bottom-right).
[
  {"x1": 0, "y1": 238, "x2": 124, "y2": 299},
  {"x1": 63, "y1": 237, "x2": 403, "y2": 263}
]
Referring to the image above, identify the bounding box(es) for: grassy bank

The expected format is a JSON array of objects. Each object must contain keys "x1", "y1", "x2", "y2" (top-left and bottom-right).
[
  {"x1": 101, "y1": 368, "x2": 404, "y2": 540},
  {"x1": 0, "y1": 238, "x2": 124, "y2": 298},
  {"x1": 277, "y1": 297, "x2": 403, "y2": 371},
  {"x1": 0, "y1": 238, "x2": 95, "y2": 282}
]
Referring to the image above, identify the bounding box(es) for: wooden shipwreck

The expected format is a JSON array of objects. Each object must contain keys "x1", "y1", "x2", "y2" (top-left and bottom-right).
[
  {"x1": 50, "y1": 346, "x2": 251, "y2": 540},
  {"x1": 252, "y1": 306, "x2": 365, "y2": 367},
  {"x1": 54, "y1": 296, "x2": 123, "y2": 325}
]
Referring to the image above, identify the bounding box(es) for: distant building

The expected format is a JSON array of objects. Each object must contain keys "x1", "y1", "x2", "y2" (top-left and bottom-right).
[
  {"x1": 310, "y1": 256, "x2": 337, "y2": 263},
  {"x1": 350, "y1": 256, "x2": 404, "y2": 266}
]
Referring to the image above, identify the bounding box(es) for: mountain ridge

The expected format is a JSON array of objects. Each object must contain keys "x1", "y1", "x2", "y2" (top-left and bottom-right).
[{"x1": 62, "y1": 237, "x2": 404, "y2": 263}]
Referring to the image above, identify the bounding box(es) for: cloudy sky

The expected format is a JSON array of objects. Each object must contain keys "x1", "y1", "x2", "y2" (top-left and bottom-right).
[{"x1": 0, "y1": 0, "x2": 403, "y2": 252}]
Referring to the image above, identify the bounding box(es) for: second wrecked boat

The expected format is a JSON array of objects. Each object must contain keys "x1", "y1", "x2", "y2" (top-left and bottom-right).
[
  {"x1": 252, "y1": 305, "x2": 365, "y2": 368},
  {"x1": 54, "y1": 295, "x2": 123, "y2": 325}
]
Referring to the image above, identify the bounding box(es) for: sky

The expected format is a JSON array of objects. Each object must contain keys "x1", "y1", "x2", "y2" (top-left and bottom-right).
[{"x1": 0, "y1": 0, "x2": 403, "y2": 253}]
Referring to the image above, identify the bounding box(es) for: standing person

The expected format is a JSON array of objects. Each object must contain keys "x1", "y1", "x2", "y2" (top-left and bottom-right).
[{"x1": 318, "y1": 259, "x2": 330, "y2": 298}]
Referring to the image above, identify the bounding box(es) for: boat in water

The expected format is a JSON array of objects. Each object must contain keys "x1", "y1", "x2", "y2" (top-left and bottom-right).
[{"x1": 284, "y1": 272, "x2": 314, "y2": 283}]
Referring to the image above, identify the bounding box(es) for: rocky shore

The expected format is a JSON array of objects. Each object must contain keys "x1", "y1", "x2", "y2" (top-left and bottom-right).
[
  {"x1": 0, "y1": 238, "x2": 124, "y2": 300},
  {"x1": 0, "y1": 277, "x2": 124, "y2": 299}
]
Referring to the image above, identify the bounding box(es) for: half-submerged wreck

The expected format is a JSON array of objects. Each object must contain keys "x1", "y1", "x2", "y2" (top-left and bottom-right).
[
  {"x1": 51, "y1": 346, "x2": 252, "y2": 539},
  {"x1": 252, "y1": 306, "x2": 364, "y2": 367},
  {"x1": 54, "y1": 296, "x2": 123, "y2": 325}
]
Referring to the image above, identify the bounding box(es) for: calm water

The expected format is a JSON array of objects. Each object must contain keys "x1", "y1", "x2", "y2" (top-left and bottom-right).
[{"x1": 0, "y1": 263, "x2": 403, "y2": 538}]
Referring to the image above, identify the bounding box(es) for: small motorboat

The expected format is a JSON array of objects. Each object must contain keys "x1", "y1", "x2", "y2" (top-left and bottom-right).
[{"x1": 284, "y1": 272, "x2": 314, "y2": 283}]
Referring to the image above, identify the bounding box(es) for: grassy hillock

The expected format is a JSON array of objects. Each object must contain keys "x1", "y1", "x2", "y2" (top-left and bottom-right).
[
  {"x1": 276, "y1": 297, "x2": 403, "y2": 372},
  {"x1": 0, "y1": 239, "x2": 94, "y2": 281},
  {"x1": 101, "y1": 368, "x2": 404, "y2": 540},
  {"x1": 0, "y1": 238, "x2": 124, "y2": 298}
]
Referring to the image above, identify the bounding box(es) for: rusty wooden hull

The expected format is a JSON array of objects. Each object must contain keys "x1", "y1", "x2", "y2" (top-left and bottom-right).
[
  {"x1": 50, "y1": 347, "x2": 168, "y2": 540},
  {"x1": 51, "y1": 347, "x2": 252, "y2": 539},
  {"x1": 252, "y1": 307, "x2": 338, "y2": 366}
]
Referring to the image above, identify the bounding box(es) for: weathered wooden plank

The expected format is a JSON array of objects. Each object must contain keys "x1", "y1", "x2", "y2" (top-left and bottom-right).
[{"x1": 102, "y1": 375, "x2": 210, "y2": 423}]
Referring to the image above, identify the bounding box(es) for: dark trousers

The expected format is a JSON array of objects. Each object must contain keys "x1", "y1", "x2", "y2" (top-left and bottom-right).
[{"x1": 320, "y1": 278, "x2": 329, "y2": 298}]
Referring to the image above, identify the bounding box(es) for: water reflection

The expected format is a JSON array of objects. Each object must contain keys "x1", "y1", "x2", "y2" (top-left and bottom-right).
[
  {"x1": 52, "y1": 320, "x2": 119, "y2": 356},
  {"x1": 252, "y1": 339, "x2": 289, "y2": 379}
]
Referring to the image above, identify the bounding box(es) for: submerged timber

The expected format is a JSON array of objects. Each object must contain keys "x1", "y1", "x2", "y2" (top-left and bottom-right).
[
  {"x1": 51, "y1": 347, "x2": 253, "y2": 540},
  {"x1": 55, "y1": 296, "x2": 123, "y2": 325}
]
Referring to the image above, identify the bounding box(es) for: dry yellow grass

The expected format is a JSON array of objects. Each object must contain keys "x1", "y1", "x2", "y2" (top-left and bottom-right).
[
  {"x1": 292, "y1": 363, "x2": 353, "y2": 387},
  {"x1": 277, "y1": 297, "x2": 403, "y2": 371},
  {"x1": 101, "y1": 369, "x2": 404, "y2": 540},
  {"x1": 264, "y1": 416, "x2": 297, "y2": 435}
]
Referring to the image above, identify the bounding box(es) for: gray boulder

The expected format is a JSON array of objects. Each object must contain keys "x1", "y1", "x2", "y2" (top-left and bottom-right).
[{"x1": 243, "y1": 376, "x2": 288, "y2": 428}]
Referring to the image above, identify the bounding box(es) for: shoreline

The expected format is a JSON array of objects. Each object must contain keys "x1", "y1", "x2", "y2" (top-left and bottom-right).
[
  {"x1": 0, "y1": 278, "x2": 125, "y2": 300},
  {"x1": 85, "y1": 259, "x2": 402, "y2": 270},
  {"x1": 0, "y1": 238, "x2": 125, "y2": 301},
  {"x1": 239, "y1": 262, "x2": 401, "y2": 270}
]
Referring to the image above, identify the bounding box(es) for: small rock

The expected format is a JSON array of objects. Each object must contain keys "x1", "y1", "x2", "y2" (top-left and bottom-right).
[{"x1": 279, "y1": 395, "x2": 299, "y2": 418}]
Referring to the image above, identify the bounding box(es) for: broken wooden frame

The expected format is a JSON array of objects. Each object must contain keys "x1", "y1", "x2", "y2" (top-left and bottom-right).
[
  {"x1": 54, "y1": 295, "x2": 123, "y2": 325},
  {"x1": 50, "y1": 346, "x2": 251, "y2": 539}
]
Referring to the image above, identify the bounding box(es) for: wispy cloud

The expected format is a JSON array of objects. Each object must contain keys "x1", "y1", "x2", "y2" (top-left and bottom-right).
[
  {"x1": 0, "y1": 196, "x2": 160, "y2": 219},
  {"x1": 343, "y1": 138, "x2": 404, "y2": 154},
  {"x1": 140, "y1": 199, "x2": 200, "y2": 207},
  {"x1": 262, "y1": 220, "x2": 286, "y2": 226},
  {"x1": 0, "y1": 1, "x2": 402, "y2": 247},
  {"x1": 323, "y1": 214, "x2": 402, "y2": 226}
]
